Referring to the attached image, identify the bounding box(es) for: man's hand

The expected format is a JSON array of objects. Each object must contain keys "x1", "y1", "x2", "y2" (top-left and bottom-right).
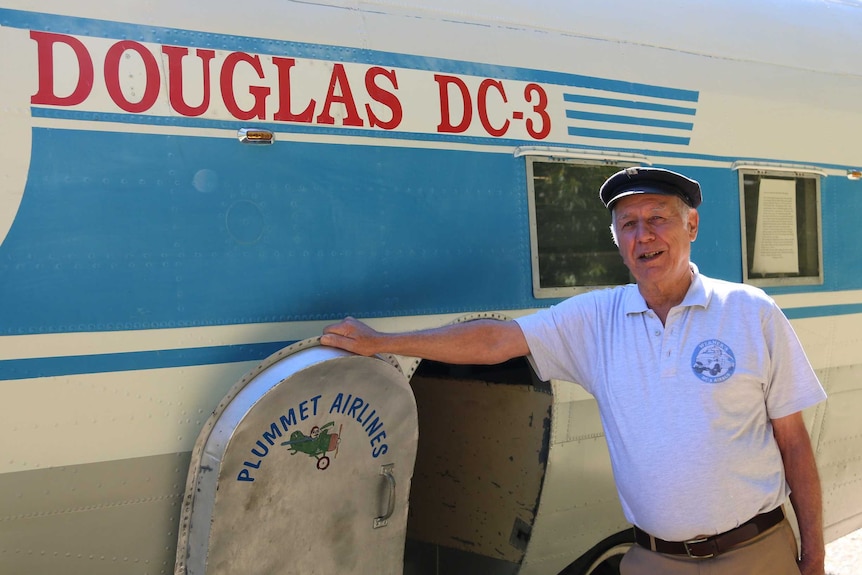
[
  {"x1": 798, "y1": 553, "x2": 825, "y2": 575},
  {"x1": 321, "y1": 317, "x2": 382, "y2": 356}
]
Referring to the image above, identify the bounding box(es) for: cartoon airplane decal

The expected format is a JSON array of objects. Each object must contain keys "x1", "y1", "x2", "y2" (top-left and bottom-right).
[{"x1": 281, "y1": 421, "x2": 343, "y2": 470}]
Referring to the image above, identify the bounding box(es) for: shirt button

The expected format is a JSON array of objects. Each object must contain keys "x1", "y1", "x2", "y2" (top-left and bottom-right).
[{"x1": 654, "y1": 330, "x2": 661, "y2": 336}]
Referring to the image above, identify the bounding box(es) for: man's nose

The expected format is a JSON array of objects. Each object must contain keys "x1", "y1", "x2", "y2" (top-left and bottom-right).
[{"x1": 635, "y1": 221, "x2": 655, "y2": 241}]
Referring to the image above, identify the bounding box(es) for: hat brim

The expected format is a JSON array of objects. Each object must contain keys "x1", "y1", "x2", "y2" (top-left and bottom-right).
[{"x1": 606, "y1": 188, "x2": 688, "y2": 210}]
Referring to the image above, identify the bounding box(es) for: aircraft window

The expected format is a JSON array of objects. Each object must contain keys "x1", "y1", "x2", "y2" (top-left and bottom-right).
[
  {"x1": 739, "y1": 170, "x2": 823, "y2": 287},
  {"x1": 527, "y1": 158, "x2": 632, "y2": 298}
]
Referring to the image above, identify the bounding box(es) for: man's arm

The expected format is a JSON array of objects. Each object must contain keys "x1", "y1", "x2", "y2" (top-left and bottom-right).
[
  {"x1": 772, "y1": 411, "x2": 825, "y2": 575},
  {"x1": 320, "y1": 317, "x2": 530, "y2": 365}
]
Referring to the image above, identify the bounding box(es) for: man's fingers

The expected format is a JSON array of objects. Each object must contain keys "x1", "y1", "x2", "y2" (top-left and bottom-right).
[
  {"x1": 319, "y1": 333, "x2": 336, "y2": 346},
  {"x1": 322, "y1": 318, "x2": 353, "y2": 336},
  {"x1": 321, "y1": 318, "x2": 364, "y2": 351},
  {"x1": 320, "y1": 332, "x2": 352, "y2": 347}
]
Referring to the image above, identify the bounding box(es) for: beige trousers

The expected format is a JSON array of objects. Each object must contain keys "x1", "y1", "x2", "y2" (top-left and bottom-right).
[{"x1": 620, "y1": 518, "x2": 801, "y2": 575}]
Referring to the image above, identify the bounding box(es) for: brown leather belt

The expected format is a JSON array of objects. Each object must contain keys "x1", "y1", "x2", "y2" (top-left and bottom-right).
[{"x1": 633, "y1": 506, "x2": 785, "y2": 559}]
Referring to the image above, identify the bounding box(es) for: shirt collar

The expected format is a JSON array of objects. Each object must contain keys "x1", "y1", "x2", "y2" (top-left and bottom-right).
[
  {"x1": 623, "y1": 262, "x2": 710, "y2": 315},
  {"x1": 680, "y1": 262, "x2": 710, "y2": 309}
]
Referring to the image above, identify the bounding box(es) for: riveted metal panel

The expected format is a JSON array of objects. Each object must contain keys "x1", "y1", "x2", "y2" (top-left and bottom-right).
[{"x1": 176, "y1": 340, "x2": 418, "y2": 575}]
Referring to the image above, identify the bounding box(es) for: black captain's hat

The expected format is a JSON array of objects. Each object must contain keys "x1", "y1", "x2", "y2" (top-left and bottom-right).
[{"x1": 599, "y1": 167, "x2": 702, "y2": 210}]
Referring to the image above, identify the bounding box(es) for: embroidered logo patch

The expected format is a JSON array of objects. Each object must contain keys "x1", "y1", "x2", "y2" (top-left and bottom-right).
[{"x1": 691, "y1": 339, "x2": 736, "y2": 383}]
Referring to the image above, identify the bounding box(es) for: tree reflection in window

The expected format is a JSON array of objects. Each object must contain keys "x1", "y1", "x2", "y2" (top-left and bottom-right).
[{"x1": 532, "y1": 161, "x2": 630, "y2": 289}]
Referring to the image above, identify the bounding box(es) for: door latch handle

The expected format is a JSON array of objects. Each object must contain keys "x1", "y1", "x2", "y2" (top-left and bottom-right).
[{"x1": 373, "y1": 464, "x2": 396, "y2": 529}]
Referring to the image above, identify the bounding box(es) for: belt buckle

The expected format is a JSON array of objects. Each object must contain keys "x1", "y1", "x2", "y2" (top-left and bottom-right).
[{"x1": 683, "y1": 536, "x2": 715, "y2": 559}]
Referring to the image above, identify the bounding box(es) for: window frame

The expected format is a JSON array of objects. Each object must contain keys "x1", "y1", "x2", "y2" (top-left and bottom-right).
[
  {"x1": 524, "y1": 150, "x2": 644, "y2": 299},
  {"x1": 736, "y1": 166, "x2": 825, "y2": 288}
]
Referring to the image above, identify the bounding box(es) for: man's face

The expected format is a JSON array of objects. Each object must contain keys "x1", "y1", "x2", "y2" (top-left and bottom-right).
[{"x1": 612, "y1": 194, "x2": 699, "y2": 287}]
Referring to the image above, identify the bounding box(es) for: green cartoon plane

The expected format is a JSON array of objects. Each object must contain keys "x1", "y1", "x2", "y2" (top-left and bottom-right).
[{"x1": 281, "y1": 421, "x2": 342, "y2": 470}]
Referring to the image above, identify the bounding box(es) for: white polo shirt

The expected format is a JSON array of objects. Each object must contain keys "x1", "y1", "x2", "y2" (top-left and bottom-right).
[{"x1": 515, "y1": 264, "x2": 826, "y2": 541}]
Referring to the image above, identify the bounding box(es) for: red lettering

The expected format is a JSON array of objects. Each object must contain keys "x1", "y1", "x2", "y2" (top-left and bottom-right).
[
  {"x1": 477, "y1": 79, "x2": 509, "y2": 137},
  {"x1": 104, "y1": 41, "x2": 160, "y2": 113},
  {"x1": 272, "y1": 57, "x2": 315, "y2": 123},
  {"x1": 221, "y1": 52, "x2": 270, "y2": 121},
  {"x1": 316, "y1": 64, "x2": 364, "y2": 126},
  {"x1": 525, "y1": 83, "x2": 551, "y2": 140},
  {"x1": 434, "y1": 74, "x2": 471, "y2": 133},
  {"x1": 364, "y1": 67, "x2": 402, "y2": 130},
  {"x1": 163, "y1": 46, "x2": 215, "y2": 117},
  {"x1": 30, "y1": 31, "x2": 94, "y2": 106}
]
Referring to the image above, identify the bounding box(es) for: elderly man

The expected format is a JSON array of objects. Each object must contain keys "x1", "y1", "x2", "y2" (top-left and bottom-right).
[{"x1": 321, "y1": 167, "x2": 826, "y2": 575}]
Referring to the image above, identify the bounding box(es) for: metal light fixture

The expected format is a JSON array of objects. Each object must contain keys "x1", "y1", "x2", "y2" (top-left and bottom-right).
[{"x1": 237, "y1": 128, "x2": 275, "y2": 145}]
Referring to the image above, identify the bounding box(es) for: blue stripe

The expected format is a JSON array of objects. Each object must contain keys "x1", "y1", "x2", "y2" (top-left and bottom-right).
[
  {"x1": 33, "y1": 107, "x2": 860, "y2": 174},
  {"x1": 2, "y1": 302, "x2": 859, "y2": 380},
  {"x1": 0, "y1": 341, "x2": 292, "y2": 381},
  {"x1": 565, "y1": 110, "x2": 694, "y2": 131},
  {"x1": 33, "y1": 106, "x2": 522, "y2": 146},
  {"x1": 34, "y1": 107, "x2": 697, "y2": 151},
  {"x1": 564, "y1": 94, "x2": 698, "y2": 115},
  {"x1": 0, "y1": 8, "x2": 699, "y2": 101},
  {"x1": 568, "y1": 127, "x2": 691, "y2": 146},
  {"x1": 0, "y1": 128, "x2": 534, "y2": 335},
  {"x1": 782, "y1": 303, "x2": 862, "y2": 320}
]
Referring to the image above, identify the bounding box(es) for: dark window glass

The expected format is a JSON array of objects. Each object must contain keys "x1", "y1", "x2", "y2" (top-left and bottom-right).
[{"x1": 532, "y1": 161, "x2": 630, "y2": 290}]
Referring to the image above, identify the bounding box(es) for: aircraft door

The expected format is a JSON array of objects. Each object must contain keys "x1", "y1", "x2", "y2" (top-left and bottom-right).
[{"x1": 175, "y1": 340, "x2": 418, "y2": 575}]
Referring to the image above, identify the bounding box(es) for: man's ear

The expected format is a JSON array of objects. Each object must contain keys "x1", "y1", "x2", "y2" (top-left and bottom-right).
[{"x1": 688, "y1": 209, "x2": 699, "y2": 241}]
